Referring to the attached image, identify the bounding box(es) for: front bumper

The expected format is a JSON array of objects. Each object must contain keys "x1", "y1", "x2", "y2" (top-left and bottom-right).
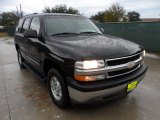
[{"x1": 67, "y1": 64, "x2": 147, "y2": 103}]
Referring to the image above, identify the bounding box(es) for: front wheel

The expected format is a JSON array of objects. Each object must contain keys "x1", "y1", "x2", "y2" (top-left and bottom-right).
[
  {"x1": 47, "y1": 68, "x2": 70, "y2": 108},
  {"x1": 17, "y1": 50, "x2": 25, "y2": 68}
]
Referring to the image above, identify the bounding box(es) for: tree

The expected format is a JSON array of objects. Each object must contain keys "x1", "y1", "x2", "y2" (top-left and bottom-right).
[
  {"x1": 43, "y1": 4, "x2": 80, "y2": 15},
  {"x1": 126, "y1": 11, "x2": 141, "y2": 22},
  {"x1": 103, "y1": 3, "x2": 125, "y2": 22},
  {"x1": 0, "y1": 12, "x2": 19, "y2": 26},
  {"x1": 90, "y1": 12, "x2": 105, "y2": 22}
]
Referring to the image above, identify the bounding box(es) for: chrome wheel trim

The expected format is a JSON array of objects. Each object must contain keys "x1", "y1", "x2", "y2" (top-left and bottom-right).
[{"x1": 50, "y1": 76, "x2": 62, "y2": 101}]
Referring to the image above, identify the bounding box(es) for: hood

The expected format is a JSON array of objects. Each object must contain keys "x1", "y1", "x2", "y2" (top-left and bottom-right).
[{"x1": 47, "y1": 34, "x2": 143, "y2": 60}]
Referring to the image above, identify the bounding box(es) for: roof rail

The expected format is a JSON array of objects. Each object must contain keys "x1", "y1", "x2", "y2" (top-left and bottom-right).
[{"x1": 24, "y1": 13, "x2": 38, "y2": 17}]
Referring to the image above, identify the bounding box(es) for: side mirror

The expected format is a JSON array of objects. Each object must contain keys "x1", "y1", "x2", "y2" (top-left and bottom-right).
[
  {"x1": 24, "y1": 29, "x2": 39, "y2": 38},
  {"x1": 99, "y1": 28, "x2": 104, "y2": 33}
]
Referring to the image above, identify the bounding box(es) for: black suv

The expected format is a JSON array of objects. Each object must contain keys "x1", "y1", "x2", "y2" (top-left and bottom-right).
[{"x1": 14, "y1": 13, "x2": 147, "y2": 108}]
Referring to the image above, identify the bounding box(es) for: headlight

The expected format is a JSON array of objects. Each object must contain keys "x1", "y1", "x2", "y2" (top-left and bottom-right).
[
  {"x1": 75, "y1": 60, "x2": 105, "y2": 70},
  {"x1": 74, "y1": 60, "x2": 105, "y2": 81}
]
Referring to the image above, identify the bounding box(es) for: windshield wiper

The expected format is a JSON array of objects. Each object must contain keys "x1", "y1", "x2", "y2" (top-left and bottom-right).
[
  {"x1": 51, "y1": 32, "x2": 79, "y2": 36},
  {"x1": 79, "y1": 31, "x2": 102, "y2": 35}
]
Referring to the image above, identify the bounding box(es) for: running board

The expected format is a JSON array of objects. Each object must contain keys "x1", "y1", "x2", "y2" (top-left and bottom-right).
[{"x1": 23, "y1": 62, "x2": 46, "y2": 81}]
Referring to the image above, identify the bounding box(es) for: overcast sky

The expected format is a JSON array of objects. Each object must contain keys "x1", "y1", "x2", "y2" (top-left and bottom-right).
[{"x1": 0, "y1": 0, "x2": 160, "y2": 18}]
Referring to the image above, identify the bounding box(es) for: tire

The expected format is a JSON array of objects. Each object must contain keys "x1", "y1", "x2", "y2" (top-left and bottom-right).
[
  {"x1": 17, "y1": 50, "x2": 25, "y2": 69},
  {"x1": 47, "y1": 68, "x2": 70, "y2": 108}
]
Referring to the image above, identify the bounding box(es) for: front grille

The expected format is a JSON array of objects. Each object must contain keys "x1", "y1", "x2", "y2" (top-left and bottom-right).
[
  {"x1": 108, "y1": 64, "x2": 140, "y2": 77},
  {"x1": 106, "y1": 53, "x2": 142, "y2": 78},
  {"x1": 107, "y1": 54, "x2": 141, "y2": 66}
]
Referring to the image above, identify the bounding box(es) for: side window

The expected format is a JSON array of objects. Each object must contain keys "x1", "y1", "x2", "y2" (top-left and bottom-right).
[
  {"x1": 21, "y1": 18, "x2": 31, "y2": 33},
  {"x1": 16, "y1": 19, "x2": 23, "y2": 32},
  {"x1": 30, "y1": 17, "x2": 40, "y2": 34}
]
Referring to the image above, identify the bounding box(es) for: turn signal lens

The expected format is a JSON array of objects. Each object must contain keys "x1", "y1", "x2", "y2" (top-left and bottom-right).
[{"x1": 74, "y1": 74, "x2": 105, "y2": 82}]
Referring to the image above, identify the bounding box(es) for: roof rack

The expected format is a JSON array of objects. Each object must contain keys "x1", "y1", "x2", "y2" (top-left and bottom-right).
[{"x1": 24, "y1": 13, "x2": 38, "y2": 17}]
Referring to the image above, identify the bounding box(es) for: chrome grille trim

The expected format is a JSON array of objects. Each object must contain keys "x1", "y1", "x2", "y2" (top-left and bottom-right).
[
  {"x1": 107, "y1": 64, "x2": 141, "y2": 78},
  {"x1": 105, "y1": 52, "x2": 142, "y2": 61}
]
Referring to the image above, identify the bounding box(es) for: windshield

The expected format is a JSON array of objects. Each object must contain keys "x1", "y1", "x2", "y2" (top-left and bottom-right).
[{"x1": 44, "y1": 15, "x2": 102, "y2": 36}]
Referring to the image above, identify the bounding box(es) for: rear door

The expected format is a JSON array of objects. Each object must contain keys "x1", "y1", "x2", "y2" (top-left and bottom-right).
[{"x1": 15, "y1": 17, "x2": 31, "y2": 60}]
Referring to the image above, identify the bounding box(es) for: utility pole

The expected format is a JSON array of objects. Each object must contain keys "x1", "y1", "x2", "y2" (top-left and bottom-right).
[
  {"x1": 20, "y1": 4, "x2": 22, "y2": 18},
  {"x1": 16, "y1": 6, "x2": 19, "y2": 16}
]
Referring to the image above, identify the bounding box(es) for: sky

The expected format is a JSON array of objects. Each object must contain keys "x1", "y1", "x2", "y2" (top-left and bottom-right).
[{"x1": 0, "y1": 0, "x2": 160, "y2": 18}]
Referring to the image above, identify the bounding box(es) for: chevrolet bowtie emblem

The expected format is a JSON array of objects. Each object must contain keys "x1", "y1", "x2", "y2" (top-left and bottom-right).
[{"x1": 127, "y1": 62, "x2": 136, "y2": 69}]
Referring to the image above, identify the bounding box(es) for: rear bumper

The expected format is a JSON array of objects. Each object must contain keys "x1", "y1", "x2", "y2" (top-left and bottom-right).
[{"x1": 67, "y1": 64, "x2": 147, "y2": 103}]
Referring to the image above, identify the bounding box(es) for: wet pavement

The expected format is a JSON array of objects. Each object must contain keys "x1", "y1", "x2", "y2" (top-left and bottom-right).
[{"x1": 0, "y1": 37, "x2": 160, "y2": 120}]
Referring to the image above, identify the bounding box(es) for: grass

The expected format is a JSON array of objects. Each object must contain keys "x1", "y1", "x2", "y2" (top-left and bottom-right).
[{"x1": 0, "y1": 32, "x2": 8, "y2": 38}]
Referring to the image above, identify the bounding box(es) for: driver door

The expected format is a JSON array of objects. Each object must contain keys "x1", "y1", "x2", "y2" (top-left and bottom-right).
[{"x1": 25, "y1": 17, "x2": 43, "y2": 73}]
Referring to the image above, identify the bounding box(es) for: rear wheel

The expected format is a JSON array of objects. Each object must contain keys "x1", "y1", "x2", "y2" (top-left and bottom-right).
[
  {"x1": 17, "y1": 50, "x2": 25, "y2": 68},
  {"x1": 47, "y1": 68, "x2": 70, "y2": 108}
]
